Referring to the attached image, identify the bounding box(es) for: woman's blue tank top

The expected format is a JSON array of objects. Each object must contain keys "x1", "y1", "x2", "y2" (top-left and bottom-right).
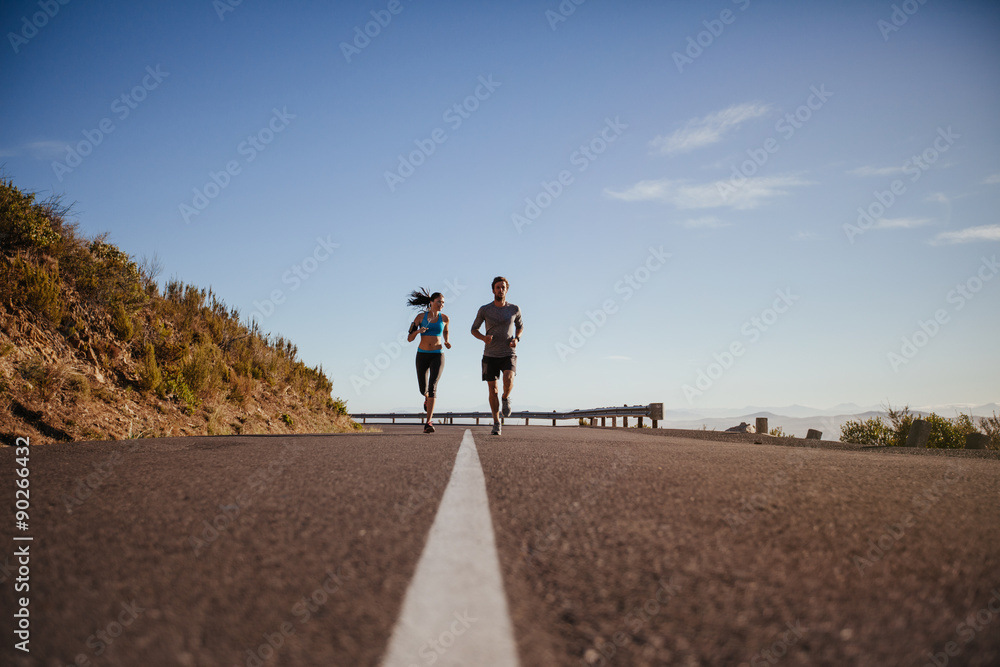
[{"x1": 421, "y1": 312, "x2": 445, "y2": 336}]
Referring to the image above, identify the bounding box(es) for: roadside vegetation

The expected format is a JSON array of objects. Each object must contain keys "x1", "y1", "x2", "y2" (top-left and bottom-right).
[
  {"x1": 1, "y1": 175, "x2": 357, "y2": 443},
  {"x1": 840, "y1": 404, "x2": 999, "y2": 449}
]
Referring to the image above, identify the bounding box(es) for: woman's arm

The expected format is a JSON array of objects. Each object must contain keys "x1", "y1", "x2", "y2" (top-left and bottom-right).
[
  {"x1": 407, "y1": 314, "x2": 425, "y2": 343},
  {"x1": 443, "y1": 314, "x2": 451, "y2": 349}
]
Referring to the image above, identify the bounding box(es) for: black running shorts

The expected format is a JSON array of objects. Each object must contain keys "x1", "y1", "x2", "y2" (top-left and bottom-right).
[{"x1": 481, "y1": 355, "x2": 516, "y2": 381}]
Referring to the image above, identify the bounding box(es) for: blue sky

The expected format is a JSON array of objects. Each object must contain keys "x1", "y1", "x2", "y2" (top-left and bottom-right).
[{"x1": 3, "y1": 0, "x2": 998, "y2": 414}]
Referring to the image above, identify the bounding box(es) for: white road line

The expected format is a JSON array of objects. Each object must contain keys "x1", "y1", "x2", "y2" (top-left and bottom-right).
[{"x1": 380, "y1": 429, "x2": 520, "y2": 667}]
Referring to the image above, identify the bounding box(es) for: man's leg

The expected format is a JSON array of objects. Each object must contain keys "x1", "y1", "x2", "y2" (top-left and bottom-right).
[
  {"x1": 487, "y1": 380, "x2": 500, "y2": 422},
  {"x1": 501, "y1": 370, "x2": 514, "y2": 400},
  {"x1": 500, "y1": 369, "x2": 514, "y2": 417}
]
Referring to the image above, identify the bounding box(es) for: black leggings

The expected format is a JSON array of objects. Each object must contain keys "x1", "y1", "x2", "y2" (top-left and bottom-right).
[{"x1": 416, "y1": 352, "x2": 444, "y2": 398}]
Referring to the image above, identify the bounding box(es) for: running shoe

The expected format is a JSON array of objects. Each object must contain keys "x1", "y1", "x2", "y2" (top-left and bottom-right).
[
  {"x1": 424, "y1": 422, "x2": 435, "y2": 434},
  {"x1": 491, "y1": 422, "x2": 502, "y2": 436},
  {"x1": 501, "y1": 397, "x2": 512, "y2": 418}
]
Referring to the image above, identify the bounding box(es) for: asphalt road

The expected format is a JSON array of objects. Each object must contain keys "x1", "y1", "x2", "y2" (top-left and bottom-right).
[{"x1": 1, "y1": 426, "x2": 998, "y2": 666}]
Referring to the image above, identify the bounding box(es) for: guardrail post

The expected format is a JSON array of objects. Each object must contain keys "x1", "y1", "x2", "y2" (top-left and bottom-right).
[
  {"x1": 806, "y1": 429, "x2": 822, "y2": 440},
  {"x1": 966, "y1": 433, "x2": 989, "y2": 450},
  {"x1": 905, "y1": 419, "x2": 931, "y2": 448},
  {"x1": 638, "y1": 416, "x2": 644, "y2": 428},
  {"x1": 525, "y1": 417, "x2": 530, "y2": 426},
  {"x1": 612, "y1": 416, "x2": 616, "y2": 427},
  {"x1": 648, "y1": 403, "x2": 663, "y2": 429},
  {"x1": 755, "y1": 417, "x2": 767, "y2": 435},
  {"x1": 601, "y1": 417, "x2": 606, "y2": 427}
]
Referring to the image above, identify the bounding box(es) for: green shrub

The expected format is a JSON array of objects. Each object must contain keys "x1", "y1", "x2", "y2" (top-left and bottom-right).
[
  {"x1": 75, "y1": 238, "x2": 146, "y2": 310},
  {"x1": 281, "y1": 413, "x2": 294, "y2": 427},
  {"x1": 110, "y1": 301, "x2": 135, "y2": 342},
  {"x1": 327, "y1": 397, "x2": 349, "y2": 416},
  {"x1": 0, "y1": 179, "x2": 61, "y2": 249},
  {"x1": 841, "y1": 405, "x2": 989, "y2": 449},
  {"x1": 25, "y1": 262, "x2": 62, "y2": 323},
  {"x1": 924, "y1": 412, "x2": 976, "y2": 449},
  {"x1": 138, "y1": 343, "x2": 162, "y2": 392},
  {"x1": 181, "y1": 344, "x2": 218, "y2": 395},
  {"x1": 885, "y1": 404, "x2": 914, "y2": 448},
  {"x1": 1, "y1": 256, "x2": 63, "y2": 323},
  {"x1": 159, "y1": 369, "x2": 199, "y2": 413},
  {"x1": 978, "y1": 413, "x2": 1000, "y2": 450},
  {"x1": 840, "y1": 416, "x2": 894, "y2": 446}
]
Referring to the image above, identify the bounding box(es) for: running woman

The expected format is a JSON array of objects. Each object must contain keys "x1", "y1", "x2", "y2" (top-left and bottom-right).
[
  {"x1": 471, "y1": 276, "x2": 524, "y2": 435},
  {"x1": 407, "y1": 288, "x2": 450, "y2": 433}
]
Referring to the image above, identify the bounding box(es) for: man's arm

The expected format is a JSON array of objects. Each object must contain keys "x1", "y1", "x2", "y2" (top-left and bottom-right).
[
  {"x1": 471, "y1": 307, "x2": 492, "y2": 344},
  {"x1": 509, "y1": 308, "x2": 524, "y2": 349}
]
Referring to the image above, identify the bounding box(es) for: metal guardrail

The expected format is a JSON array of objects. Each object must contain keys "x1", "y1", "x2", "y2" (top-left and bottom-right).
[{"x1": 351, "y1": 403, "x2": 664, "y2": 427}]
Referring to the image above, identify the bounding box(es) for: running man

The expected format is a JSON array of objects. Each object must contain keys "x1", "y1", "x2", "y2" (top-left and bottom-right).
[{"x1": 471, "y1": 276, "x2": 524, "y2": 435}]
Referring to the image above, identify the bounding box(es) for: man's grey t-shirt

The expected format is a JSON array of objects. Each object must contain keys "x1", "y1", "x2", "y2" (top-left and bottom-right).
[{"x1": 472, "y1": 302, "x2": 523, "y2": 358}]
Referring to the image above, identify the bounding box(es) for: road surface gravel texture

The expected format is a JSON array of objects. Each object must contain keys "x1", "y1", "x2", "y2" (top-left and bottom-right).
[{"x1": 1, "y1": 426, "x2": 998, "y2": 666}]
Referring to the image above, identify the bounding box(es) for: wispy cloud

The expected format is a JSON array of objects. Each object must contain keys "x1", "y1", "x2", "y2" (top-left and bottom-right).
[
  {"x1": 985, "y1": 174, "x2": 1000, "y2": 185},
  {"x1": 651, "y1": 103, "x2": 769, "y2": 155},
  {"x1": 682, "y1": 216, "x2": 729, "y2": 229},
  {"x1": 606, "y1": 175, "x2": 813, "y2": 210},
  {"x1": 604, "y1": 355, "x2": 631, "y2": 362},
  {"x1": 875, "y1": 217, "x2": 932, "y2": 230},
  {"x1": 0, "y1": 140, "x2": 70, "y2": 160},
  {"x1": 930, "y1": 224, "x2": 1000, "y2": 245},
  {"x1": 849, "y1": 165, "x2": 906, "y2": 177},
  {"x1": 26, "y1": 141, "x2": 69, "y2": 159}
]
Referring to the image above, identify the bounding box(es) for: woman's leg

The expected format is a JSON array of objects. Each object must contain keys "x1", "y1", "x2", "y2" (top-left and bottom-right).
[
  {"x1": 425, "y1": 354, "x2": 444, "y2": 422},
  {"x1": 416, "y1": 353, "x2": 429, "y2": 405}
]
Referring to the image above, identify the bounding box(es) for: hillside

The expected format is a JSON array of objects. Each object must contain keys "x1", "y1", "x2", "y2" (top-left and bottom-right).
[{"x1": 0, "y1": 176, "x2": 357, "y2": 444}]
